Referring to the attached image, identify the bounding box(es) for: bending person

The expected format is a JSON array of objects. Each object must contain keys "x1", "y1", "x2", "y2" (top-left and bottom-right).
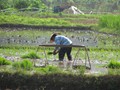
[{"x1": 50, "y1": 33, "x2": 72, "y2": 62}]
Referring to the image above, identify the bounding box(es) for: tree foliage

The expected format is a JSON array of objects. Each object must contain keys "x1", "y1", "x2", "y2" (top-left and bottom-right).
[
  {"x1": 0, "y1": 0, "x2": 47, "y2": 11},
  {"x1": 14, "y1": 0, "x2": 29, "y2": 9},
  {"x1": 42, "y1": 0, "x2": 120, "y2": 12},
  {"x1": 0, "y1": 0, "x2": 120, "y2": 12}
]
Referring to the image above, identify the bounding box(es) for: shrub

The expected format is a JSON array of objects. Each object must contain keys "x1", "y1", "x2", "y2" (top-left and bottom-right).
[
  {"x1": 12, "y1": 59, "x2": 33, "y2": 70},
  {"x1": 0, "y1": 57, "x2": 11, "y2": 65},
  {"x1": 108, "y1": 60, "x2": 120, "y2": 69},
  {"x1": 14, "y1": 0, "x2": 29, "y2": 9},
  {"x1": 21, "y1": 52, "x2": 40, "y2": 59}
]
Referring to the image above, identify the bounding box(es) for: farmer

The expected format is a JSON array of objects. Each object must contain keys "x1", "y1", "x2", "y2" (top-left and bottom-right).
[{"x1": 50, "y1": 33, "x2": 72, "y2": 64}]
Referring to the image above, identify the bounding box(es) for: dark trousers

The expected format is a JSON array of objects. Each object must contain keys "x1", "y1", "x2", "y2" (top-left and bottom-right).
[{"x1": 59, "y1": 47, "x2": 72, "y2": 61}]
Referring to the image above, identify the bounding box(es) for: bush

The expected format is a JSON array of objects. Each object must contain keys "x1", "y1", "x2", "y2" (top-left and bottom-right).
[
  {"x1": 0, "y1": 57, "x2": 11, "y2": 65},
  {"x1": 108, "y1": 60, "x2": 120, "y2": 69},
  {"x1": 21, "y1": 52, "x2": 40, "y2": 59},
  {"x1": 14, "y1": 0, "x2": 29, "y2": 9},
  {"x1": 12, "y1": 59, "x2": 33, "y2": 70}
]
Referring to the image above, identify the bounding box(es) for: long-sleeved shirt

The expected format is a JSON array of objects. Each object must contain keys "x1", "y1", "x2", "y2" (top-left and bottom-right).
[{"x1": 54, "y1": 35, "x2": 72, "y2": 51}]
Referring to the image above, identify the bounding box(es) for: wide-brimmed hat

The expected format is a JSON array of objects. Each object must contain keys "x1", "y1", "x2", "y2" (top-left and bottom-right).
[
  {"x1": 50, "y1": 32, "x2": 61, "y2": 41},
  {"x1": 50, "y1": 33, "x2": 57, "y2": 41}
]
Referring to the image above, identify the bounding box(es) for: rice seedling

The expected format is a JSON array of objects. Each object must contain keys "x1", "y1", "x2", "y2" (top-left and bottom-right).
[
  {"x1": 21, "y1": 59, "x2": 33, "y2": 70},
  {"x1": 0, "y1": 57, "x2": 11, "y2": 65},
  {"x1": 21, "y1": 52, "x2": 40, "y2": 59},
  {"x1": 34, "y1": 65, "x2": 61, "y2": 74},
  {"x1": 0, "y1": 14, "x2": 71, "y2": 26},
  {"x1": 108, "y1": 60, "x2": 120, "y2": 69},
  {"x1": 12, "y1": 61, "x2": 21, "y2": 69},
  {"x1": 12, "y1": 59, "x2": 33, "y2": 70}
]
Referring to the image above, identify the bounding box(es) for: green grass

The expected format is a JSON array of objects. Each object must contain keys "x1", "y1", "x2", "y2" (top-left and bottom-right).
[
  {"x1": 1, "y1": 13, "x2": 120, "y2": 34},
  {"x1": 0, "y1": 14, "x2": 72, "y2": 26},
  {"x1": 0, "y1": 46, "x2": 120, "y2": 62},
  {"x1": 12, "y1": 59, "x2": 33, "y2": 70},
  {"x1": 34, "y1": 65, "x2": 61, "y2": 74},
  {"x1": 0, "y1": 13, "x2": 99, "y2": 28},
  {"x1": 108, "y1": 60, "x2": 120, "y2": 69},
  {"x1": 99, "y1": 14, "x2": 120, "y2": 34},
  {"x1": 0, "y1": 57, "x2": 11, "y2": 65},
  {"x1": 21, "y1": 52, "x2": 40, "y2": 59},
  {"x1": 108, "y1": 69, "x2": 120, "y2": 75}
]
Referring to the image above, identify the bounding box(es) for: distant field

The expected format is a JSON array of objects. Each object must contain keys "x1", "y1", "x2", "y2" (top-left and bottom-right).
[{"x1": 0, "y1": 12, "x2": 120, "y2": 34}]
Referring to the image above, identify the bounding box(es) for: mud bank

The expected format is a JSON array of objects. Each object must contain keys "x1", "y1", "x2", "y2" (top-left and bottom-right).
[
  {"x1": 0, "y1": 24, "x2": 119, "y2": 36},
  {"x1": 0, "y1": 24, "x2": 91, "y2": 30}
]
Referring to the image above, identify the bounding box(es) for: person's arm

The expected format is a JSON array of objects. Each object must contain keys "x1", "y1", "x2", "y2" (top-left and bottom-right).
[
  {"x1": 53, "y1": 38, "x2": 61, "y2": 55},
  {"x1": 53, "y1": 48, "x2": 59, "y2": 55}
]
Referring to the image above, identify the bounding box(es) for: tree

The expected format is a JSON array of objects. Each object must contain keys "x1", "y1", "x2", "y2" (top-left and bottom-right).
[
  {"x1": 0, "y1": 0, "x2": 9, "y2": 10},
  {"x1": 14, "y1": 0, "x2": 30, "y2": 9}
]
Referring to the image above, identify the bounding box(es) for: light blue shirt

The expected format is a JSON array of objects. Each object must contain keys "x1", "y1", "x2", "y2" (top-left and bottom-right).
[
  {"x1": 55, "y1": 35, "x2": 72, "y2": 45},
  {"x1": 54, "y1": 35, "x2": 72, "y2": 51}
]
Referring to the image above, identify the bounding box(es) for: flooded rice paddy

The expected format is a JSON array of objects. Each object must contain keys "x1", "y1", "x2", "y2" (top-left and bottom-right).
[
  {"x1": 0, "y1": 28, "x2": 120, "y2": 74},
  {"x1": 0, "y1": 28, "x2": 119, "y2": 48}
]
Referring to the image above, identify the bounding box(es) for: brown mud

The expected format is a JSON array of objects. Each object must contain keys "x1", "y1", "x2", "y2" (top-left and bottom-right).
[{"x1": 0, "y1": 24, "x2": 91, "y2": 30}]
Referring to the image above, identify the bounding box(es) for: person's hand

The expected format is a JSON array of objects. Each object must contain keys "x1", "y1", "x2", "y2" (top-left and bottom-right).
[
  {"x1": 47, "y1": 52, "x2": 53, "y2": 55},
  {"x1": 53, "y1": 51, "x2": 57, "y2": 55}
]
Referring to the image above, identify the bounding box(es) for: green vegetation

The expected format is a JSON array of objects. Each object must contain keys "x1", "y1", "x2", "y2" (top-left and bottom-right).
[
  {"x1": 108, "y1": 69, "x2": 120, "y2": 75},
  {"x1": 0, "y1": 0, "x2": 120, "y2": 88},
  {"x1": 0, "y1": 0, "x2": 120, "y2": 13},
  {"x1": 0, "y1": 57, "x2": 11, "y2": 65},
  {"x1": 0, "y1": 14, "x2": 71, "y2": 26},
  {"x1": 99, "y1": 15, "x2": 120, "y2": 34},
  {"x1": 1, "y1": 13, "x2": 120, "y2": 34},
  {"x1": 12, "y1": 59, "x2": 33, "y2": 70},
  {"x1": 21, "y1": 52, "x2": 40, "y2": 59},
  {"x1": 35, "y1": 65, "x2": 61, "y2": 74},
  {"x1": 0, "y1": 0, "x2": 46, "y2": 10},
  {"x1": 108, "y1": 60, "x2": 120, "y2": 69},
  {"x1": 0, "y1": 72, "x2": 120, "y2": 90},
  {"x1": 0, "y1": 28, "x2": 119, "y2": 62}
]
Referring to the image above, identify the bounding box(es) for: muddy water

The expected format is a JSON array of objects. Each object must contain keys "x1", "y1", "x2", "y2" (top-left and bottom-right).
[
  {"x1": 0, "y1": 28, "x2": 119, "y2": 49},
  {"x1": 0, "y1": 28, "x2": 119, "y2": 75}
]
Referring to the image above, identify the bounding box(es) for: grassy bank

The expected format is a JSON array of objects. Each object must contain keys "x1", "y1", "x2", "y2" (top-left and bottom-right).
[
  {"x1": 0, "y1": 13, "x2": 97, "y2": 30},
  {"x1": 0, "y1": 72, "x2": 120, "y2": 90},
  {"x1": 0, "y1": 14, "x2": 72, "y2": 26},
  {"x1": 99, "y1": 15, "x2": 120, "y2": 34},
  {"x1": 0, "y1": 13, "x2": 120, "y2": 34}
]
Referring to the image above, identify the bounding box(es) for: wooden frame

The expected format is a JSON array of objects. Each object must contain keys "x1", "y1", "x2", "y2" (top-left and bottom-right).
[{"x1": 38, "y1": 44, "x2": 91, "y2": 69}]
